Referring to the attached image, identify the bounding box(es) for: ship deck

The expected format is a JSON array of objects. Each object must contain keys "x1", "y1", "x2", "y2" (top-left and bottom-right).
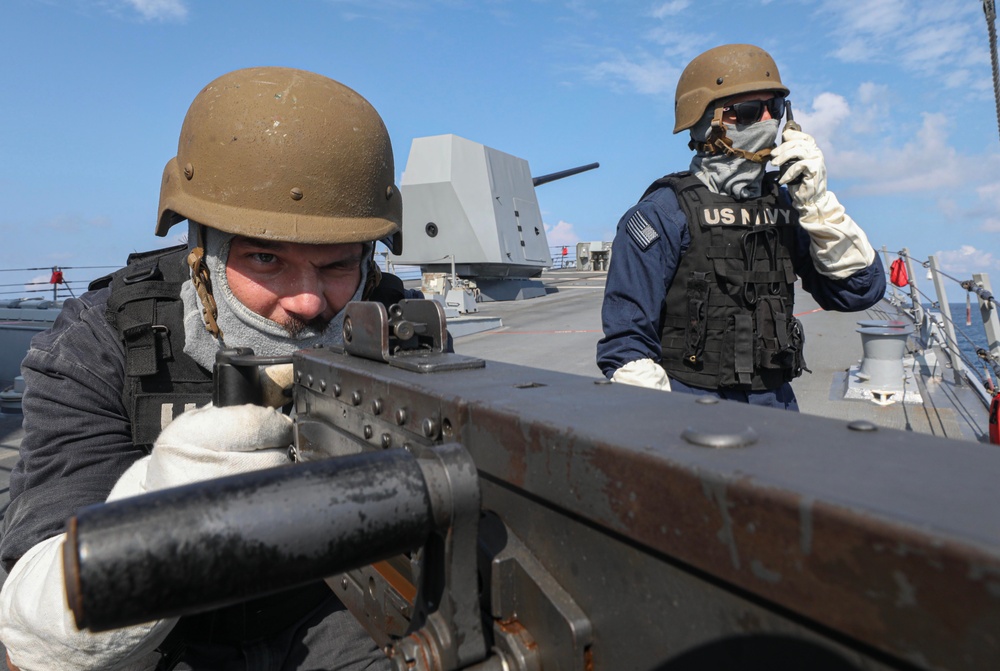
[{"x1": 452, "y1": 268, "x2": 990, "y2": 442}]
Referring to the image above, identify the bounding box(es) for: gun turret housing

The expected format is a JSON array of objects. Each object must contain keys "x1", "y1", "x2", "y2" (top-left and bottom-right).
[{"x1": 392, "y1": 135, "x2": 598, "y2": 301}]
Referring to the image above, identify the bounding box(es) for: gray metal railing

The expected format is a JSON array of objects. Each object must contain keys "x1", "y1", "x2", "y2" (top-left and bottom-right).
[{"x1": 888, "y1": 246, "x2": 1000, "y2": 406}]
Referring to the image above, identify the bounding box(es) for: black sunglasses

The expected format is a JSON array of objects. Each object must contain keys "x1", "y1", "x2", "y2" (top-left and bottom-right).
[{"x1": 722, "y1": 95, "x2": 786, "y2": 125}]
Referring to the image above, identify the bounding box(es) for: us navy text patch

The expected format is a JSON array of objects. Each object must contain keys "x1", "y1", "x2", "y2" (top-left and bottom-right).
[{"x1": 626, "y1": 211, "x2": 660, "y2": 250}]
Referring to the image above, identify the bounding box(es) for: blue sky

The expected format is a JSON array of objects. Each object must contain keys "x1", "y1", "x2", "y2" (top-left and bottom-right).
[{"x1": 2, "y1": 0, "x2": 999, "y2": 302}]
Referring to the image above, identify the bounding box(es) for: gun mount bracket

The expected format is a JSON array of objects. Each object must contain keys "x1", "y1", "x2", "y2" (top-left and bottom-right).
[{"x1": 343, "y1": 299, "x2": 485, "y2": 372}]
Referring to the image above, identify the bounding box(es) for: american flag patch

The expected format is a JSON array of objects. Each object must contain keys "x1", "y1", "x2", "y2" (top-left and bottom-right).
[{"x1": 625, "y1": 211, "x2": 660, "y2": 250}]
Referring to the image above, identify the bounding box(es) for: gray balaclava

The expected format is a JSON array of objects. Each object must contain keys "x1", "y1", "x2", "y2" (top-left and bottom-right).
[
  {"x1": 689, "y1": 110, "x2": 780, "y2": 200},
  {"x1": 180, "y1": 222, "x2": 369, "y2": 371}
]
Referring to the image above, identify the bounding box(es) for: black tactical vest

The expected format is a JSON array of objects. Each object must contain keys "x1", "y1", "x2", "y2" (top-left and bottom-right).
[
  {"x1": 91, "y1": 246, "x2": 212, "y2": 449},
  {"x1": 646, "y1": 172, "x2": 807, "y2": 391},
  {"x1": 90, "y1": 245, "x2": 408, "y2": 658},
  {"x1": 91, "y1": 245, "x2": 408, "y2": 449}
]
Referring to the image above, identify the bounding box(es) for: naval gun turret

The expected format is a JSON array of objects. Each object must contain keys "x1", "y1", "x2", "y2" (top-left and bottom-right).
[{"x1": 390, "y1": 134, "x2": 597, "y2": 302}]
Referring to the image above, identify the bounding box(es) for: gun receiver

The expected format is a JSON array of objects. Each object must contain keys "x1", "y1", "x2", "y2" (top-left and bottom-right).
[{"x1": 64, "y1": 300, "x2": 1000, "y2": 670}]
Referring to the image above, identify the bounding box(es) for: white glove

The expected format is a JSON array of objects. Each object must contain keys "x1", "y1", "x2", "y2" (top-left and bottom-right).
[
  {"x1": 771, "y1": 129, "x2": 875, "y2": 279},
  {"x1": 0, "y1": 403, "x2": 294, "y2": 671},
  {"x1": 611, "y1": 358, "x2": 672, "y2": 392},
  {"x1": 1, "y1": 535, "x2": 168, "y2": 671},
  {"x1": 772, "y1": 128, "x2": 828, "y2": 206},
  {"x1": 136, "y1": 402, "x2": 293, "y2": 493}
]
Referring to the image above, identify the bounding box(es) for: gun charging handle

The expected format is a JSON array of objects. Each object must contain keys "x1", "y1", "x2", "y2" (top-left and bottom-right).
[{"x1": 213, "y1": 348, "x2": 294, "y2": 408}]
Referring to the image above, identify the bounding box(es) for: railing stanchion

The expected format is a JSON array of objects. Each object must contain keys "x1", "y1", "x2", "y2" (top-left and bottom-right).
[
  {"x1": 901, "y1": 248, "x2": 924, "y2": 332},
  {"x1": 929, "y1": 255, "x2": 963, "y2": 384},
  {"x1": 973, "y1": 273, "x2": 1000, "y2": 388}
]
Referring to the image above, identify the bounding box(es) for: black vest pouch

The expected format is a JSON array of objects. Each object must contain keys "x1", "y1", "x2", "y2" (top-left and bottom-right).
[
  {"x1": 104, "y1": 247, "x2": 215, "y2": 450},
  {"x1": 783, "y1": 316, "x2": 810, "y2": 380},
  {"x1": 683, "y1": 272, "x2": 711, "y2": 363},
  {"x1": 754, "y1": 297, "x2": 785, "y2": 371},
  {"x1": 755, "y1": 298, "x2": 808, "y2": 381}
]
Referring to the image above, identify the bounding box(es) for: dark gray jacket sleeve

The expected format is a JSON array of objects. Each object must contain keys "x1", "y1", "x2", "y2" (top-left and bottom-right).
[{"x1": 1, "y1": 288, "x2": 143, "y2": 571}]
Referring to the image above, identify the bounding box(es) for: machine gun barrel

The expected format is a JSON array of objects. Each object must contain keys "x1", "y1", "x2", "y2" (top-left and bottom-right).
[
  {"x1": 531, "y1": 161, "x2": 599, "y2": 187},
  {"x1": 64, "y1": 448, "x2": 436, "y2": 631}
]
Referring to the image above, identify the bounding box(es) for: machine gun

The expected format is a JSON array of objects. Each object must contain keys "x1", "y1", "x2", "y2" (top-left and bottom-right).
[{"x1": 63, "y1": 300, "x2": 1000, "y2": 670}]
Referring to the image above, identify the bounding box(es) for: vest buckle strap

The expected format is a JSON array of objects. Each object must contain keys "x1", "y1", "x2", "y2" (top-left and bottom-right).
[
  {"x1": 733, "y1": 313, "x2": 754, "y2": 385},
  {"x1": 123, "y1": 261, "x2": 162, "y2": 285}
]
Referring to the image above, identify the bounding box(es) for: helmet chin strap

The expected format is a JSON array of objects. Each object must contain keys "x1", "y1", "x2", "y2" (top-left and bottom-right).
[
  {"x1": 186, "y1": 223, "x2": 224, "y2": 341},
  {"x1": 688, "y1": 106, "x2": 774, "y2": 164}
]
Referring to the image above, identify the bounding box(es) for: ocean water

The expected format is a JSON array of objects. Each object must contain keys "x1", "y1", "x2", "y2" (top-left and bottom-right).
[{"x1": 947, "y1": 302, "x2": 997, "y2": 386}]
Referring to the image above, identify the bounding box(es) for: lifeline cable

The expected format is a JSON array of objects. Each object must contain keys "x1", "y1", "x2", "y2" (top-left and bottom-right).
[{"x1": 905, "y1": 281, "x2": 1000, "y2": 380}]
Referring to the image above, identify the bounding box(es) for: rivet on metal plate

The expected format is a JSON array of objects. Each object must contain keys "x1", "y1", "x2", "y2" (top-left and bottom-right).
[
  {"x1": 847, "y1": 420, "x2": 878, "y2": 432},
  {"x1": 682, "y1": 426, "x2": 758, "y2": 449}
]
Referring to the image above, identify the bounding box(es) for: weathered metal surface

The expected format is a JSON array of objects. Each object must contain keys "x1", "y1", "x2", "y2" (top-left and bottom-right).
[{"x1": 292, "y1": 345, "x2": 1000, "y2": 670}]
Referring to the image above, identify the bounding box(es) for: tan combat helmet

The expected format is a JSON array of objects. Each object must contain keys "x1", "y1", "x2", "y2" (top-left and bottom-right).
[
  {"x1": 157, "y1": 67, "x2": 401, "y2": 245},
  {"x1": 673, "y1": 44, "x2": 789, "y2": 134}
]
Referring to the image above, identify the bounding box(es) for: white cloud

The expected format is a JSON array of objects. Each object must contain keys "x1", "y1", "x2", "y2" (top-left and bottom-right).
[
  {"x1": 643, "y1": 27, "x2": 708, "y2": 62},
  {"x1": 792, "y1": 91, "x2": 851, "y2": 149},
  {"x1": 975, "y1": 182, "x2": 1000, "y2": 232},
  {"x1": 832, "y1": 112, "x2": 967, "y2": 194},
  {"x1": 826, "y1": 0, "x2": 908, "y2": 40},
  {"x1": 848, "y1": 82, "x2": 892, "y2": 134},
  {"x1": 123, "y1": 0, "x2": 188, "y2": 21},
  {"x1": 587, "y1": 52, "x2": 679, "y2": 96},
  {"x1": 934, "y1": 245, "x2": 1000, "y2": 274},
  {"x1": 544, "y1": 220, "x2": 580, "y2": 246},
  {"x1": 821, "y1": 0, "x2": 982, "y2": 84},
  {"x1": 981, "y1": 218, "x2": 1000, "y2": 233},
  {"x1": 794, "y1": 83, "x2": 983, "y2": 199},
  {"x1": 650, "y1": 1, "x2": 690, "y2": 19}
]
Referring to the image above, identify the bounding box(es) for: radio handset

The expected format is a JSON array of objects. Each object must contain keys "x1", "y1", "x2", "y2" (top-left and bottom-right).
[{"x1": 778, "y1": 100, "x2": 804, "y2": 186}]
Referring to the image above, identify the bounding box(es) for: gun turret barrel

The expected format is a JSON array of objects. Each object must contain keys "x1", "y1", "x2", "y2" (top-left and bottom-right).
[
  {"x1": 531, "y1": 162, "x2": 599, "y2": 187},
  {"x1": 64, "y1": 449, "x2": 436, "y2": 632}
]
